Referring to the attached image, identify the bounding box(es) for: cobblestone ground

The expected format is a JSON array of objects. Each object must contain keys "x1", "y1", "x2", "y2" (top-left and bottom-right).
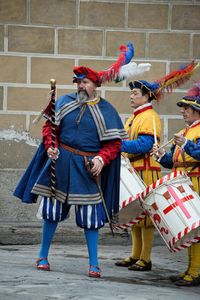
[{"x1": 0, "y1": 243, "x2": 199, "y2": 300}]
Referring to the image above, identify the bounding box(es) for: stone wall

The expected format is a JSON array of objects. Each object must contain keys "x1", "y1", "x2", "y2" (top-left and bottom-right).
[{"x1": 0, "y1": 0, "x2": 200, "y2": 231}]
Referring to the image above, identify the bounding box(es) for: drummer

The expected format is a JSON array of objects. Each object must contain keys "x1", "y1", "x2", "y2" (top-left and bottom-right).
[
  {"x1": 115, "y1": 63, "x2": 199, "y2": 273},
  {"x1": 115, "y1": 80, "x2": 162, "y2": 271},
  {"x1": 153, "y1": 82, "x2": 200, "y2": 286}
]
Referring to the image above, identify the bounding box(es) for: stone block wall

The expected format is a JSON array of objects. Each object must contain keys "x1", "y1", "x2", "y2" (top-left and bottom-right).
[{"x1": 0, "y1": 0, "x2": 199, "y2": 225}]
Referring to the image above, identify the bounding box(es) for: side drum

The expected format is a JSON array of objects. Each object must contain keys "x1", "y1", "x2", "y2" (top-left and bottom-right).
[
  {"x1": 113, "y1": 155, "x2": 146, "y2": 230},
  {"x1": 139, "y1": 171, "x2": 200, "y2": 252}
]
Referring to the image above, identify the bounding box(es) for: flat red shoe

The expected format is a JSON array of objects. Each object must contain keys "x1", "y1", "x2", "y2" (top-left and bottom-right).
[
  {"x1": 36, "y1": 258, "x2": 50, "y2": 271},
  {"x1": 88, "y1": 266, "x2": 101, "y2": 278}
]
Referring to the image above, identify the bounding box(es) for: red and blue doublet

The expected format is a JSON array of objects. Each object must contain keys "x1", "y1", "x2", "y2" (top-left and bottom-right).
[{"x1": 14, "y1": 93, "x2": 127, "y2": 228}]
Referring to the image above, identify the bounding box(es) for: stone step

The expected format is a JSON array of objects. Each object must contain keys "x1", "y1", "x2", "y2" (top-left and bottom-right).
[{"x1": 0, "y1": 222, "x2": 164, "y2": 247}]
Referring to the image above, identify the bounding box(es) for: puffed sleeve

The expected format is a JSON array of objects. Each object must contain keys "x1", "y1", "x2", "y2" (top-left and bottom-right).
[
  {"x1": 42, "y1": 120, "x2": 60, "y2": 150},
  {"x1": 184, "y1": 138, "x2": 200, "y2": 161},
  {"x1": 98, "y1": 139, "x2": 122, "y2": 166}
]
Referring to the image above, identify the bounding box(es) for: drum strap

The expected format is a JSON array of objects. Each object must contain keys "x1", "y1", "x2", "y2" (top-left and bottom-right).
[
  {"x1": 173, "y1": 161, "x2": 200, "y2": 168},
  {"x1": 174, "y1": 148, "x2": 200, "y2": 172},
  {"x1": 180, "y1": 149, "x2": 187, "y2": 168},
  {"x1": 129, "y1": 154, "x2": 149, "y2": 162}
]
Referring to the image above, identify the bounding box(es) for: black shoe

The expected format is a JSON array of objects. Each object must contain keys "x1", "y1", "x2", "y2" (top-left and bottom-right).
[
  {"x1": 169, "y1": 272, "x2": 186, "y2": 282},
  {"x1": 115, "y1": 257, "x2": 138, "y2": 267},
  {"x1": 128, "y1": 260, "x2": 152, "y2": 271},
  {"x1": 174, "y1": 274, "x2": 200, "y2": 287}
]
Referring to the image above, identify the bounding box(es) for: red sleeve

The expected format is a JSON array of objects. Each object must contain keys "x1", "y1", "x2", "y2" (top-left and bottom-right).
[
  {"x1": 42, "y1": 120, "x2": 60, "y2": 150},
  {"x1": 98, "y1": 139, "x2": 122, "y2": 166}
]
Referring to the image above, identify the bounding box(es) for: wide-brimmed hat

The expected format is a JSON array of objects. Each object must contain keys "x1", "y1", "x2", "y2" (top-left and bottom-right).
[{"x1": 177, "y1": 81, "x2": 200, "y2": 112}]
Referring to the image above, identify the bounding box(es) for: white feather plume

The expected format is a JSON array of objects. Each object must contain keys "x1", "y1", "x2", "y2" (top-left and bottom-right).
[{"x1": 116, "y1": 62, "x2": 151, "y2": 82}]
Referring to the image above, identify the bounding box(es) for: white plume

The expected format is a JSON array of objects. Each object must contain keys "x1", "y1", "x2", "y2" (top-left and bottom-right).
[{"x1": 116, "y1": 62, "x2": 151, "y2": 82}]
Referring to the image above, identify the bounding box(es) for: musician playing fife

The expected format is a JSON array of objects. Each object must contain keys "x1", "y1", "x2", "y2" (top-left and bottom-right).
[
  {"x1": 153, "y1": 82, "x2": 200, "y2": 287},
  {"x1": 115, "y1": 80, "x2": 162, "y2": 271}
]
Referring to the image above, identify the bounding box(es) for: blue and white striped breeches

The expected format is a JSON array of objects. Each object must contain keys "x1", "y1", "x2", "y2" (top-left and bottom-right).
[{"x1": 37, "y1": 197, "x2": 106, "y2": 229}]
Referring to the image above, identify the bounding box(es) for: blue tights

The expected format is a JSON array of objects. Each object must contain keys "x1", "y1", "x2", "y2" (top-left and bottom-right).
[
  {"x1": 84, "y1": 228, "x2": 99, "y2": 271},
  {"x1": 38, "y1": 220, "x2": 58, "y2": 265},
  {"x1": 38, "y1": 220, "x2": 99, "y2": 270}
]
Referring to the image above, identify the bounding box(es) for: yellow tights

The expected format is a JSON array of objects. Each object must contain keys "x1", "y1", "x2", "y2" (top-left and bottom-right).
[
  {"x1": 131, "y1": 225, "x2": 154, "y2": 263},
  {"x1": 187, "y1": 243, "x2": 200, "y2": 278}
]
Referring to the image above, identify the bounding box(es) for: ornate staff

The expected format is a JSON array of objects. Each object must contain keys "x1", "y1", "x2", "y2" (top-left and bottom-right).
[{"x1": 50, "y1": 78, "x2": 56, "y2": 200}]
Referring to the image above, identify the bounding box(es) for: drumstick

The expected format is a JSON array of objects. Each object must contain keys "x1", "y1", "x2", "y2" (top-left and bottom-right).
[
  {"x1": 156, "y1": 138, "x2": 174, "y2": 151},
  {"x1": 150, "y1": 138, "x2": 174, "y2": 156},
  {"x1": 152, "y1": 115, "x2": 157, "y2": 145}
]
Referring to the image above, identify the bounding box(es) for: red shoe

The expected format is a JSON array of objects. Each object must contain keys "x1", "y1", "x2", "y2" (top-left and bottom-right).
[
  {"x1": 36, "y1": 258, "x2": 50, "y2": 271},
  {"x1": 88, "y1": 266, "x2": 101, "y2": 278}
]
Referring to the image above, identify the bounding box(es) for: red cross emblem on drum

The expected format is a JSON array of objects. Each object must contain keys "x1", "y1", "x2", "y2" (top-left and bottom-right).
[
  {"x1": 140, "y1": 171, "x2": 200, "y2": 253},
  {"x1": 163, "y1": 186, "x2": 194, "y2": 219}
]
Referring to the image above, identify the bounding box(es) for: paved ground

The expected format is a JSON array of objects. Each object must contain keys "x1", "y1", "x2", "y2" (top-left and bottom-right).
[{"x1": 0, "y1": 240, "x2": 199, "y2": 300}]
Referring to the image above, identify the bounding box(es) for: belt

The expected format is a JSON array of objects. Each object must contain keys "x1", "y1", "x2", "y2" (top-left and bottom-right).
[
  {"x1": 129, "y1": 154, "x2": 149, "y2": 163},
  {"x1": 173, "y1": 162, "x2": 200, "y2": 168},
  {"x1": 60, "y1": 143, "x2": 97, "y2": 157}
]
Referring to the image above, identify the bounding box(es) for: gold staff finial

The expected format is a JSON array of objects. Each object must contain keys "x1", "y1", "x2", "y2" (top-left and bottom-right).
[{"x1": 50, "y1": 78, "x2": 56, "y2": 87}]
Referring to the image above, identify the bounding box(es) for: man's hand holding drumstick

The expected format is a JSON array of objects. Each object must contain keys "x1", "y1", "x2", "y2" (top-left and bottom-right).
[
  {"x1": 151, "y1": 133, "x2": 187, "y2": 160},
  {"x1": 152, "y1": 115, "x2": 164, "y2": 160},
  {"x1": 173, "y1": 133, "x2": 187, "y2": 147}
]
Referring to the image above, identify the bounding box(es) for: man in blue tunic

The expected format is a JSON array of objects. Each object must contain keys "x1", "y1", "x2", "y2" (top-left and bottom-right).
[{"x1": 14, "y1": 65, "x2": 127, "y2": 278}]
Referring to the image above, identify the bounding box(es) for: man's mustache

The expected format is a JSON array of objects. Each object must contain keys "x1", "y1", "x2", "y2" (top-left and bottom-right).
[{"x1": 77, "y1": 89, "x2": 89, "y2": 101}]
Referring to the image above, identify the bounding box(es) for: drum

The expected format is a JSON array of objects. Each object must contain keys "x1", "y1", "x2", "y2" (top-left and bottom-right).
[
  {"x1": 139, "y1": 170, "x2": 200, "y2": 252},
  {"x1": 113, "y1": 155, "x2": 146, "y2": 230}
]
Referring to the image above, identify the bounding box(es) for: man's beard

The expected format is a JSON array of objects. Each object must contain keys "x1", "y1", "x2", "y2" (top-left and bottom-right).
[{"x1": 77, "y1": 90, "x2": 89, "y2": 103}]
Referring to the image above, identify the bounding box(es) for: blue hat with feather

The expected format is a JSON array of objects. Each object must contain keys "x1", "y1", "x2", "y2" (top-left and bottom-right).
[
  {"x1": 177, "y1": 81, "x2": 200, "y2": 112},
  {"x1": 129, "y1": 80, "x2": 160, "y2": 101},
  {"x1": 129, "y1": 62, "x2": 200, "y2": 102}
]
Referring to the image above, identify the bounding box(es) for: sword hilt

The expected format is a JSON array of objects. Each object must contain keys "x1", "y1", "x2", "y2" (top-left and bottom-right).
[
  {"x1": 84, "y1": 156, "x2": 114, "y2": 236},
  {"x1": 88, "y1": 159, "x2": 94, "y2": 170},
  {"x1": 84, "y1": 157, "x2": 94, "y2": 175}
]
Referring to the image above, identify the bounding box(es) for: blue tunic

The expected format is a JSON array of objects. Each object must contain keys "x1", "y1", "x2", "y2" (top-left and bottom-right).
[{"x1": 14, "y1": 93, "x2": 127, "y2": 226}]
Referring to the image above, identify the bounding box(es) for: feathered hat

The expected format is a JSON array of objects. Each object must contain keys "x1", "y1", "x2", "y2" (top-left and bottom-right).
[
  {"x1": 129, "y1": 61, "x2": 200, "y2": 101},
  {"x1": 73, "y1": 42, "x2": 151, "y2": 86},
  {"x1": 33, "y1": 42, "x2": 152, "y2": 124},
  {"x1": 177, "y1": 81, "x2": 200, "y2": 112}
]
